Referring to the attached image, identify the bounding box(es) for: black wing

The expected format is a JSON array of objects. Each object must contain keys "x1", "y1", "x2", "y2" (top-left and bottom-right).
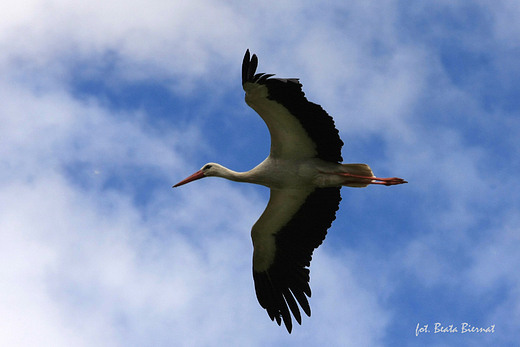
[
  {"x1": 251, "y1": 187, "x2": 342, "y2": 333},
  {"x1": 242, "y1": 49, "x2": 344, "y2": 163}
]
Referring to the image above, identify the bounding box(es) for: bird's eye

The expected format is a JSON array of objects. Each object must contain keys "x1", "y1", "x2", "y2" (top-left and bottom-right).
[{"x1": 203, "y1": 164, "x2": 213, "y2": 170}]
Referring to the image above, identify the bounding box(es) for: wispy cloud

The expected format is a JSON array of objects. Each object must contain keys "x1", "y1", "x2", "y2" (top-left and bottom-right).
[{"x1": 1, "y1": 1, "x2": 519, "y2": 346}]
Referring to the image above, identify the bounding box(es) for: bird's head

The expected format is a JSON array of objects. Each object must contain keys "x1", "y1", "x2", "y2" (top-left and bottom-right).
[{"x1": 173, "y1": 163, "x2": 222, "y2": 187}]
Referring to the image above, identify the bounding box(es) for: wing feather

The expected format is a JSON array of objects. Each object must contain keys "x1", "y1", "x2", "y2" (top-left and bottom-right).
[
  {"x1": 251, "y1": 187, "x2": 341, "y2": 333},
  {"x1": 242, "y1": 49, "x2": 343, "y2": 162}
]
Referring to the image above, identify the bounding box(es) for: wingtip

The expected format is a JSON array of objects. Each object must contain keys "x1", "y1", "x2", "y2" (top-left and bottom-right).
[
  {"x1": 282, "y1": 313, "x2": 293, "y2": 334},
  {"x1": 242, "y1": 49, "x2": 259, "y2": 85},
  {"x1": 242, "y1": 49, "x2": 250, "y2": 85}
]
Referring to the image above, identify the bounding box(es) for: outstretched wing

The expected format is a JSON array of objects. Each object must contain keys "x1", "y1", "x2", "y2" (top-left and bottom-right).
[
  {"x1": 242, "y1": 49, "x2": 343, "y2": 163},
  {"x1": 251, "y1": 187, "x2": 341, "y2": 333}
]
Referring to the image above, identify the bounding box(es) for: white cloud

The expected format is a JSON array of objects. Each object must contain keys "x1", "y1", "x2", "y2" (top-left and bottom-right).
[
  {"x1": 310, "y1": 253, "x2": 390, "y2": 347},
  {"x1": 0, "y1": 0, "x2": 251, "y2": 95},
  {"x1": 0, "y1": 67, "x2": 390, "y2": 345},
  {"x1": 1, "y1": 0, "x2": 520, "y2": 346}
]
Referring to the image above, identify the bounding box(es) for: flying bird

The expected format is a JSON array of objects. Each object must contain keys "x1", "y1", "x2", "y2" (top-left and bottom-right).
[{"x1": 174, "y1": 50, "x2": 407, "y2": 333}]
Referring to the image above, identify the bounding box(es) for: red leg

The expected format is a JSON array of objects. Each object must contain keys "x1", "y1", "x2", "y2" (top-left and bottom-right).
[{"x1": 335, "y1": 173, "x2": 407, "y2": 186}]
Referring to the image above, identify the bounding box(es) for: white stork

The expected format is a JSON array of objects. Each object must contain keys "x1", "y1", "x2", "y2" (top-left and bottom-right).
[{"x1": 174, "y1": 50, "x2": 407, "y2": 333}]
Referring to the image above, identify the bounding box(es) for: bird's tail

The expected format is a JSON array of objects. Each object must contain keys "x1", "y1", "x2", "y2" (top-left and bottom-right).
[{"x1": 339, "y1": 164, "x2": 374, "y2": 188}]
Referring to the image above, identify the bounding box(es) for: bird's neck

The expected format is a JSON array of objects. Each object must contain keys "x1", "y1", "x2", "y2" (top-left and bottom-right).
[{"x1": 218, "y1": 166, "x2": 257, "y2": 184}]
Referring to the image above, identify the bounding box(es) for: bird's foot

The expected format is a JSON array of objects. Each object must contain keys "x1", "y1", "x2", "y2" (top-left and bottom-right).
[{"x1": 370, "y1": 177, "x2": 408, "y2": 186}]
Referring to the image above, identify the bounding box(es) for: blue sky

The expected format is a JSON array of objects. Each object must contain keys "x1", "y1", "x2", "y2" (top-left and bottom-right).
[{"x1": 1, "y1": 1, "x2": 519, "y2": 346}]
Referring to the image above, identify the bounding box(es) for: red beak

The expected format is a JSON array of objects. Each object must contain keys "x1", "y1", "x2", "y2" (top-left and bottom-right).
[{"x1": 173, "y1": 170, "x2": 205, "y2": 188}]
